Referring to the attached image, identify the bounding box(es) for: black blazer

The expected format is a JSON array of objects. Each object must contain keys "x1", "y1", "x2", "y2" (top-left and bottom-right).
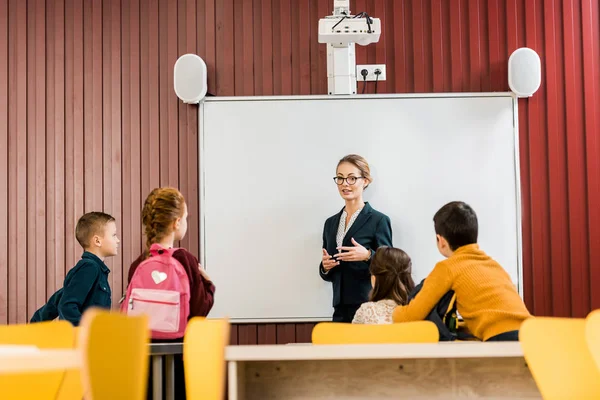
[{"x1": 319, "y1": 202, "x2": 393, "y2": 307}]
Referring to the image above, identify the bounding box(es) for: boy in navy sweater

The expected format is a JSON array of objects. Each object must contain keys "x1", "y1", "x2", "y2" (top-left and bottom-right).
[{"x1": 31, "y1": 212, "x2": 119, "y2": 326}]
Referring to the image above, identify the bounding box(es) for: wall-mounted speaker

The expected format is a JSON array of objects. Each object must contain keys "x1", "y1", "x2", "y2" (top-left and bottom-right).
[
  {"x1": 174, "y1": 54, "x2": 207, "y2": 104},
  {"x1": 508, "y1": 47, "x2": 541, "y2": 98}
]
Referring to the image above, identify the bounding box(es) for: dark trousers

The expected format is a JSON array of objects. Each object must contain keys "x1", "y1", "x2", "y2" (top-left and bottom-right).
[
  {"x1": 486, "y1": 330, "x2": 519, "y2": 342},
  {"x1": 333, "y1": 304, "x2": 361, "y2": 323}
]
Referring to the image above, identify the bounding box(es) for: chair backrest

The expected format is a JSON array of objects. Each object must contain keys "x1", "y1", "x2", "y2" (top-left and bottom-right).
[
  {"x1": 79, "y1": 309, "x2": 149, "y2": 400},
  {"x1": 311, "y1": 321, "x2": 439, "y2": 344},
  {"x1": 183, "y1": 318, "x2": 230, "y2": 400},
  {"x1": 0, "y1": 321, "x2": 74, "y2": 400},
  {"x1": 56, "y1": 326, "x2": 84, "y2": 400},
  {"x1": 586, "y1": 310, "x2": 600, "y2": 374},
  {"x1": 520, "y1": 317, "x2": 600, "y2": 399}
]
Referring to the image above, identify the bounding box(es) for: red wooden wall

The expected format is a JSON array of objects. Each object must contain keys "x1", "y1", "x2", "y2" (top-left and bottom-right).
[{"x1": 0, "y1": 0, "x2": 599, "y2": 344}]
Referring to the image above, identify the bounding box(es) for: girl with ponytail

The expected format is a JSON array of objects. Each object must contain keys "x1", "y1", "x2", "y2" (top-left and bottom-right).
[
  {"x1": 128, "y1": 187, "x2": 215, "y2": 400},
  {"x1": 129, "y1": 187, "x2": 215, "y2": 319},
  {"x1": 352, "y1": 246, "x2": 415, "y2": 324}
]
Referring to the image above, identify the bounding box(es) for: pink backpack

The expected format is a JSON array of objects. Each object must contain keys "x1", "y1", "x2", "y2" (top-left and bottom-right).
[{"x1": 122, "y1": 244, "x2": 190, "y2": 339}]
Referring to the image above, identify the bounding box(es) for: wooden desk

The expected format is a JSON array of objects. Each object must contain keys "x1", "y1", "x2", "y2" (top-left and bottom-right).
[
  {"x1": 225, "y1": 342, "x2": 541, "y2": 399},
  {"x1": 0, "y1": 349, "x2": 80, "y2": 374}
]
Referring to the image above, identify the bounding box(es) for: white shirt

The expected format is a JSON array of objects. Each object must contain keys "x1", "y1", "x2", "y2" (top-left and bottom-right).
[
  {"x1": 321, "y1": 207, "x2": 364, "y2": 276},
  {"x1": 352, "y1": 299, "x2": 399, "y2": 324},
  {"x1": 336, "y1": 207, "x2": 363, "y2": 248}
]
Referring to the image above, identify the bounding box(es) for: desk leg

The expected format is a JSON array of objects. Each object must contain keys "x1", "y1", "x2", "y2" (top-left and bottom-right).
[
  {"x1": 165, "y1": 354, "x2": 175, "y2": 400},
  {"x1": 152, "y1": 355, "x2": 163, "y2": 400},
  {"x1": 228, "y1": 361, "x2": 245, "y2": 400}
]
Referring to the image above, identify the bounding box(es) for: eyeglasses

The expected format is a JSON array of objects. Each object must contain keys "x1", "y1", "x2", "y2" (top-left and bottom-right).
[{"x1": 333, "y1": 176, "x2": 364, "y2": 185}]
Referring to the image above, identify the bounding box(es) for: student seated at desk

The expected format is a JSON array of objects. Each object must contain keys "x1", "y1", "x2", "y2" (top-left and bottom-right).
[
  {"x1": 392, "y1": 201, "x2": 531, "y2": 341},
  {"x1": 352, "y1": 247, "x2": 415, "y2": 324}
]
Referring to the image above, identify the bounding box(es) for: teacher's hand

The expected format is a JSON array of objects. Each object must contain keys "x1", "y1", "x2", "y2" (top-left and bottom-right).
[
  {"x1": 322, "y1": 249, "x2": 339, "y2": 271},
  {"x1": 334, "y1": 238, "x2": 371, "y2": 262}
]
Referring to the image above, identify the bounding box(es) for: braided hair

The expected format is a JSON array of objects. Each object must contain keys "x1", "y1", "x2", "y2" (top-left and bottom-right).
[{"x1": 141, "y1": 187, "x2": 186, "y2": 253}]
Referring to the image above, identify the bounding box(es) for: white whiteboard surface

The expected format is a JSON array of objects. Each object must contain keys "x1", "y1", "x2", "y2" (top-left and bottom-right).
[{"x1": 199, "y1": 93, "x2": 522, "y2": 323}]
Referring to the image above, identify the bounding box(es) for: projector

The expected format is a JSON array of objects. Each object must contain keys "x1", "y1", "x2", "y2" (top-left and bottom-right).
[{"x1": 318, "y1": 16, "x2": 381, "y2": 46}]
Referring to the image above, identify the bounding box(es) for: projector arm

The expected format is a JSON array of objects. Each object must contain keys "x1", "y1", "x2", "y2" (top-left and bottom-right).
[
  {"x1": 318, "y1": 1, "x2": 381, "y2": 95},
  {"x1": 333, "y1": 0, "x2": 350, "y2": 16}
]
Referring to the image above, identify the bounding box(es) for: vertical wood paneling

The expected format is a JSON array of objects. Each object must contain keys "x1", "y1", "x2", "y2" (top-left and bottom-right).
[
  {"x1": 121, "y1": 0, "x2": 142, "y2": 284},
  {"x1": 238, "y1": 324, "x2": 258, "y2": 345},
  {"x1": 27, "y1": 0, "x2": 46, "y2": 317},
  {"x1": 234, "y1": 0, "x2": 254, "y2": 96},
  {"x1": 257, "y1": 324, "x2": 277, "y2": 344},
  {"x1": 582, "y1": 0, "x2": 600, "y2": 310},
  {"x1": 0, "y1": 0, "x2": 8, "y2": 324},
  {"x1": 83, "y1": 0, "x2": 104, "y2": 214},
  {"x1": 49, "y1": 0, "x2": 66, "y2": 297},
  {"x1": 159, "y1": 0, "x2": 178, "y2": 188},
  {"x1": 1, "y1": 0, "x2": 600, "y2": 330},
  {"x1": 8, "y1": 0, "x2": 28, "y2": 323},
  {"x1": 544, "y1": 0, "x2": 571, "y2": 317},
  {"x1": 309, "y1": 0, "x2": 326, "y2": 94},
  {"x1": 180, "y1": 0, "x2": 200, "y2": 257},
  {"x1": 562, "y1": 0, "x2": 589, "y2": 318},
  {"x1": 102, "y1": 0, "x2": 122, "y2": 303},
  {"x1": 197, "y1": 0, "x2": 217, "y2": 94},
  {"x1": 430, "y1": 0, "x2": 444, "y2": 92},
  {"x1": 527, "y1": 0, "x2": 553, "y2": 315},
  {"x1": 64, "y1": 0, "x2": 85, "y2": 282},
  {"x1": 215, "y1": 0, "x2": 234, "y2": 96},
  {"x1": 276, "y1": 324, "x2": 296, "y2": 344}
]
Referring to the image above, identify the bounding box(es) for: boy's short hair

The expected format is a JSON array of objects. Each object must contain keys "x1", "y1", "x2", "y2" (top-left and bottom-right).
[
  {"x1": 433, "y1": 201, "x2": 478, "y2": 251},
  {"x1": 75, "y1": 212, "x2": 115, "y2": 249}
]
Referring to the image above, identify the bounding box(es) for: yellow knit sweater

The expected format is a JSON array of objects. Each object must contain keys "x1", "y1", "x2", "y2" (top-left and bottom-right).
[{"x1": 392, "y1": 244, "x2": 531, "y2": 341}]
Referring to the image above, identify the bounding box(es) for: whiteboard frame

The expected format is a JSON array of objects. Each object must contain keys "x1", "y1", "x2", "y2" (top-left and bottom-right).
[{"x1": 198, "y1": 93, "x2": 523, "y2": 323}]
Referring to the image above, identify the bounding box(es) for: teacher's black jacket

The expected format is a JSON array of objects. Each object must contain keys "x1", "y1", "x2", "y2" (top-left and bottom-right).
[{"x1": 319, "y1": 202, "x2": 393, "y2": 307}]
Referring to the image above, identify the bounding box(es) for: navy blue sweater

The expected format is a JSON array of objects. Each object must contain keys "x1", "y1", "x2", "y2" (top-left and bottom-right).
[{"x1": 57, "y1": 252, "x2": 112, "y2": 326}]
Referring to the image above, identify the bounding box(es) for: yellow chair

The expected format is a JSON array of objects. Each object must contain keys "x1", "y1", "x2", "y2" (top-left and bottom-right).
[
  {"x1": 311, "y1": 321, "x2": 439, "y2": 344},
  {"x1": 586, "y1": 310, "x2": 600, "y2": 374},
  {"x1": 57, "y1": 326, "x2": 84, "y2": 400},
  {"x1": 183, "y1": 318, "x2": 230, "y2": 400},
  {"x1": 0, "y1": 320, "x2": 74, "y2": 400},
  {"x1": 520, "y1": 317, "x2": 600, "y2": 399},
  {"x1": 78, "y1": 309, "x2": 149, "y2": 400}
]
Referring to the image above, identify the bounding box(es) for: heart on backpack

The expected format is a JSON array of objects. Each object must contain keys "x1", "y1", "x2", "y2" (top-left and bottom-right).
[{"x1": 151, "y1": 270, "x2": 167, "y2": 284}]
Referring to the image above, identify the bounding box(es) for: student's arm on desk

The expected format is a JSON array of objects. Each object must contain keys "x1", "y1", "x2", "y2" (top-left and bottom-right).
[{"x1": 392, "y1": 263, "x2": 452, "y2": 322}]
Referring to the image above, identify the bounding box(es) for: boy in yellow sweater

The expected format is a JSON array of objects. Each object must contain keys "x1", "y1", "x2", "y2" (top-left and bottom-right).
[{"x1": 392, "y1": 201, "x2": 531, "y2": 341}]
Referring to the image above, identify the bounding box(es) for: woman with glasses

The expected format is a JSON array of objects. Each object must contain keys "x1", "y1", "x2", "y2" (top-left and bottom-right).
[{"x1": 319, "y1": 154, "x2": 393, "y2": 322}]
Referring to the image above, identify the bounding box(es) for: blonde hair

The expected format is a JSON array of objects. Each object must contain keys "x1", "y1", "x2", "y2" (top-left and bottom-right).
[
  {"x1": 141, "y1": 187, "x2": 186, "y2": 251},
  {"x1": 75, "y1": 212, "x2": 115, "y2": 249},
  {"x1": 337, "y1": 154, "x2": 372, "y2": 188}
]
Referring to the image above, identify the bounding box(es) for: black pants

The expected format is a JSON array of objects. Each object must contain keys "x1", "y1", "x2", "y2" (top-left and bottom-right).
[
  {"x1": 486, "y1": 330, "x2": 519, "y2": 342},
  {"x1": 333, "y1": 304, "x2": 361, "y2": 323}
]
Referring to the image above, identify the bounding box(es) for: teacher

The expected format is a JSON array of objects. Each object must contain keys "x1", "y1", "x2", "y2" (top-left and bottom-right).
[{"x1": 319, "y1": 154, "x2": 393, "y2": 322}]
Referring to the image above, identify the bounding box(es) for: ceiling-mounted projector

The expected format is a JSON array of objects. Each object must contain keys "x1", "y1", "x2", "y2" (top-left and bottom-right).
[
  {"x1": 317, "y1": 0, "x2": 382, "y2": 95},
  {"x1": 318, "y1": 16, "x2": 381, "y2": 46}
]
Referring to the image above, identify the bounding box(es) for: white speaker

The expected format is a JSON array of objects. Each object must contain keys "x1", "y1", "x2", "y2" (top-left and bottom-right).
[
  {"x1": 508, "y1": 47, "x2": 541, "y2": 98},
  {"x1": 174, "y1": 54, "x2": 208, "y2": 104}
]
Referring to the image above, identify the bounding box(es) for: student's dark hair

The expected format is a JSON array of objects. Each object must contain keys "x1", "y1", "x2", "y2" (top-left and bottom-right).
[
  {"x1": 369, "y1": 246, "x2": 415, "y2": 305},
  {"x1": 337, "y1": 154, "x2": 372, "y2": 189},
  {"x1": 75, "y1": 212, "x2": 116, "y2": 249},
  {"x1": 433, "y1": 201, "x2": 478, "y2": 251}
]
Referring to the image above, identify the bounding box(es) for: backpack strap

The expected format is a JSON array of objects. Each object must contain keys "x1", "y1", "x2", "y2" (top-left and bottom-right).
[{"x1": 149, "y1": 243, "x2": 179, "y2": 257}]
